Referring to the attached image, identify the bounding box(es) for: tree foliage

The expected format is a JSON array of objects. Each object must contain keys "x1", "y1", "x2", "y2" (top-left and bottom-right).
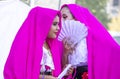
[{"x1": 76, "y1": 0, "x2": 110, "y2": 29}]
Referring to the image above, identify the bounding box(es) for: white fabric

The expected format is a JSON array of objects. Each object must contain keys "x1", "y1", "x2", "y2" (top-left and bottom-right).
[
  {"x1": 68, "y1": 38, "x2": 88, "y2": 67},
  {"x1": 40, "y1": 47, "x2": 55, "y2": 72}
]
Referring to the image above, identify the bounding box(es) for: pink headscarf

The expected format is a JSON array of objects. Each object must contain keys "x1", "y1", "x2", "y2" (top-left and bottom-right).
[
  {"x1": 4, "y1": 6, "x2": 62, "y2": 79},
  {"x1": 61, "y1": 4, "x2": 120, "y2": 79}
]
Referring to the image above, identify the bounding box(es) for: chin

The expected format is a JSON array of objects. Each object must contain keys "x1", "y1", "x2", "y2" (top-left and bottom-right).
[
  {"x1": 52, "y1": 36, "x2": 57, "y2": 39},
  {"x1": 49, "y1": 35, "x2": 57, "y2": 39}
]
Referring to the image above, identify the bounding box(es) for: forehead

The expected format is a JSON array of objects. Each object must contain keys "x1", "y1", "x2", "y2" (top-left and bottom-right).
[
  {"x1": 53, "y1": 16, "x2": 59, "y2": 22},
  {"x1": 61, "y1": 7, "x2": 70, "y2": 13}
]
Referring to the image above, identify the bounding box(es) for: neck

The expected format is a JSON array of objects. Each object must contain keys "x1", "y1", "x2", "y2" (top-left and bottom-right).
[{"x1": 43, "y1": 41, "x2": 50, "y2": 50}]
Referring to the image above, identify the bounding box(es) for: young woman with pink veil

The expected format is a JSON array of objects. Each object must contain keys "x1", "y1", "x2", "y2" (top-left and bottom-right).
[
  {"x1": 60, "y1": 4, "x2": 120, "y2": 79},
  {"x1": 3, "y1": 6, "x2": 62, "y2": 79}
]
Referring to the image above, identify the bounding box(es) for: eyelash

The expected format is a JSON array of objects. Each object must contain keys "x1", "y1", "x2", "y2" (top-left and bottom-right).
[
  {"x1": 63, "y1": 16, "x2": 67, "y2": 19},
  {"x1": 62, "y1": 14, "x2": 67, "y2": 19},
  {"x1": 53, "y1": 22, "x2": 58, "y2": 26}
]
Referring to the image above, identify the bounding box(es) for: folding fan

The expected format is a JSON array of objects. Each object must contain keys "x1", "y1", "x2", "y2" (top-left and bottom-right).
[{"x1": 58, "y1": 20, "x2": 88, "y2": 46}]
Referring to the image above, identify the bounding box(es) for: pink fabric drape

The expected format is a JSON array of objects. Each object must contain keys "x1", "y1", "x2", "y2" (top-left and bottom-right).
[
  {"x1": 4, "y1": 6, "x2": 62, "y2": 79},
  {"x1": 61, "y1": 4, "x2": 120, "y2": 79}
]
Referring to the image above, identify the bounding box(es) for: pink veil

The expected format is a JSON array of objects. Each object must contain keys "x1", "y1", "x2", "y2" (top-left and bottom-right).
[
  {"x1": 4, "y1": 7, "x2": 62, "y2": 79},
  {"x1": 61, "y1": 4, "x2": 120, "y2": 79}
]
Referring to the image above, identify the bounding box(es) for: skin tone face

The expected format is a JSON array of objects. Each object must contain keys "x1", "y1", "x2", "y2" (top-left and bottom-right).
[
  {"x1": 42, "y1": 16, "x2": 60, "y2": 79},
  {"x1": 47, "y1": 15, "x2": 60, "y2": 39},
  {"x1": 61, "y1": 7, "x2": 75, "y2": 20}
]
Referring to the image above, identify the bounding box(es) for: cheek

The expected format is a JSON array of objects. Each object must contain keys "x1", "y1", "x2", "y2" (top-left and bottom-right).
[
  {"x1": 48, "y1": 29, "x2": 53, "y2": 36},
  {"x1": 68, "y1": 14, "x2": 74, "y2": 20},
  {"x1": 47, "y1": 31, "x2": 53, "y2": 38},
  {"x1": 47, "y1": 27, "x2": 56, "y2": 38}
]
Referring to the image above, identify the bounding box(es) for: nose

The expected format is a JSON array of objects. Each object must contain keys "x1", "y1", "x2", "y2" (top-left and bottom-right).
[{"x1": 56, "y1": 25, "x2": 60, "y2": 30}]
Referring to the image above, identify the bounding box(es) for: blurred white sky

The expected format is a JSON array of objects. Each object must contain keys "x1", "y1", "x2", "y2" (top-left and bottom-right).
[{"x1": 0, "y1": 0, "x2": 30, "y2": 78}]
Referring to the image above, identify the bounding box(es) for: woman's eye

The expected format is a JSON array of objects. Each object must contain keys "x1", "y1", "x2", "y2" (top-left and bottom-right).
[
  {"x1": 53, "y1": 22, "x2": 57, "y2": 26},
  {"x1": 62, "y1": 14, "x2": 67, "y2": 19},
  {"x1": 63, "y1": 16, "x2": 67, "y2": 19}
]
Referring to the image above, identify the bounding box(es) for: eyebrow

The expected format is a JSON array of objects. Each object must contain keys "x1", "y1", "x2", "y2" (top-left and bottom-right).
[{"x1": 53, "y1": 21, "x2": 59, "y2": 24}]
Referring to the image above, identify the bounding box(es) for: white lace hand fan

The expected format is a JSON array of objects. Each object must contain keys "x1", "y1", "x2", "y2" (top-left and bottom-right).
[{"x1": 58, "y1": 20, "x2": 88, "y2": 46}]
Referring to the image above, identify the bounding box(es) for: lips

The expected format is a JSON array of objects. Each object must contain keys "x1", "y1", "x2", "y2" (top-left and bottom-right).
[{"x1": 54, "y1": 32, "x2": 58, "y2": 35}]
